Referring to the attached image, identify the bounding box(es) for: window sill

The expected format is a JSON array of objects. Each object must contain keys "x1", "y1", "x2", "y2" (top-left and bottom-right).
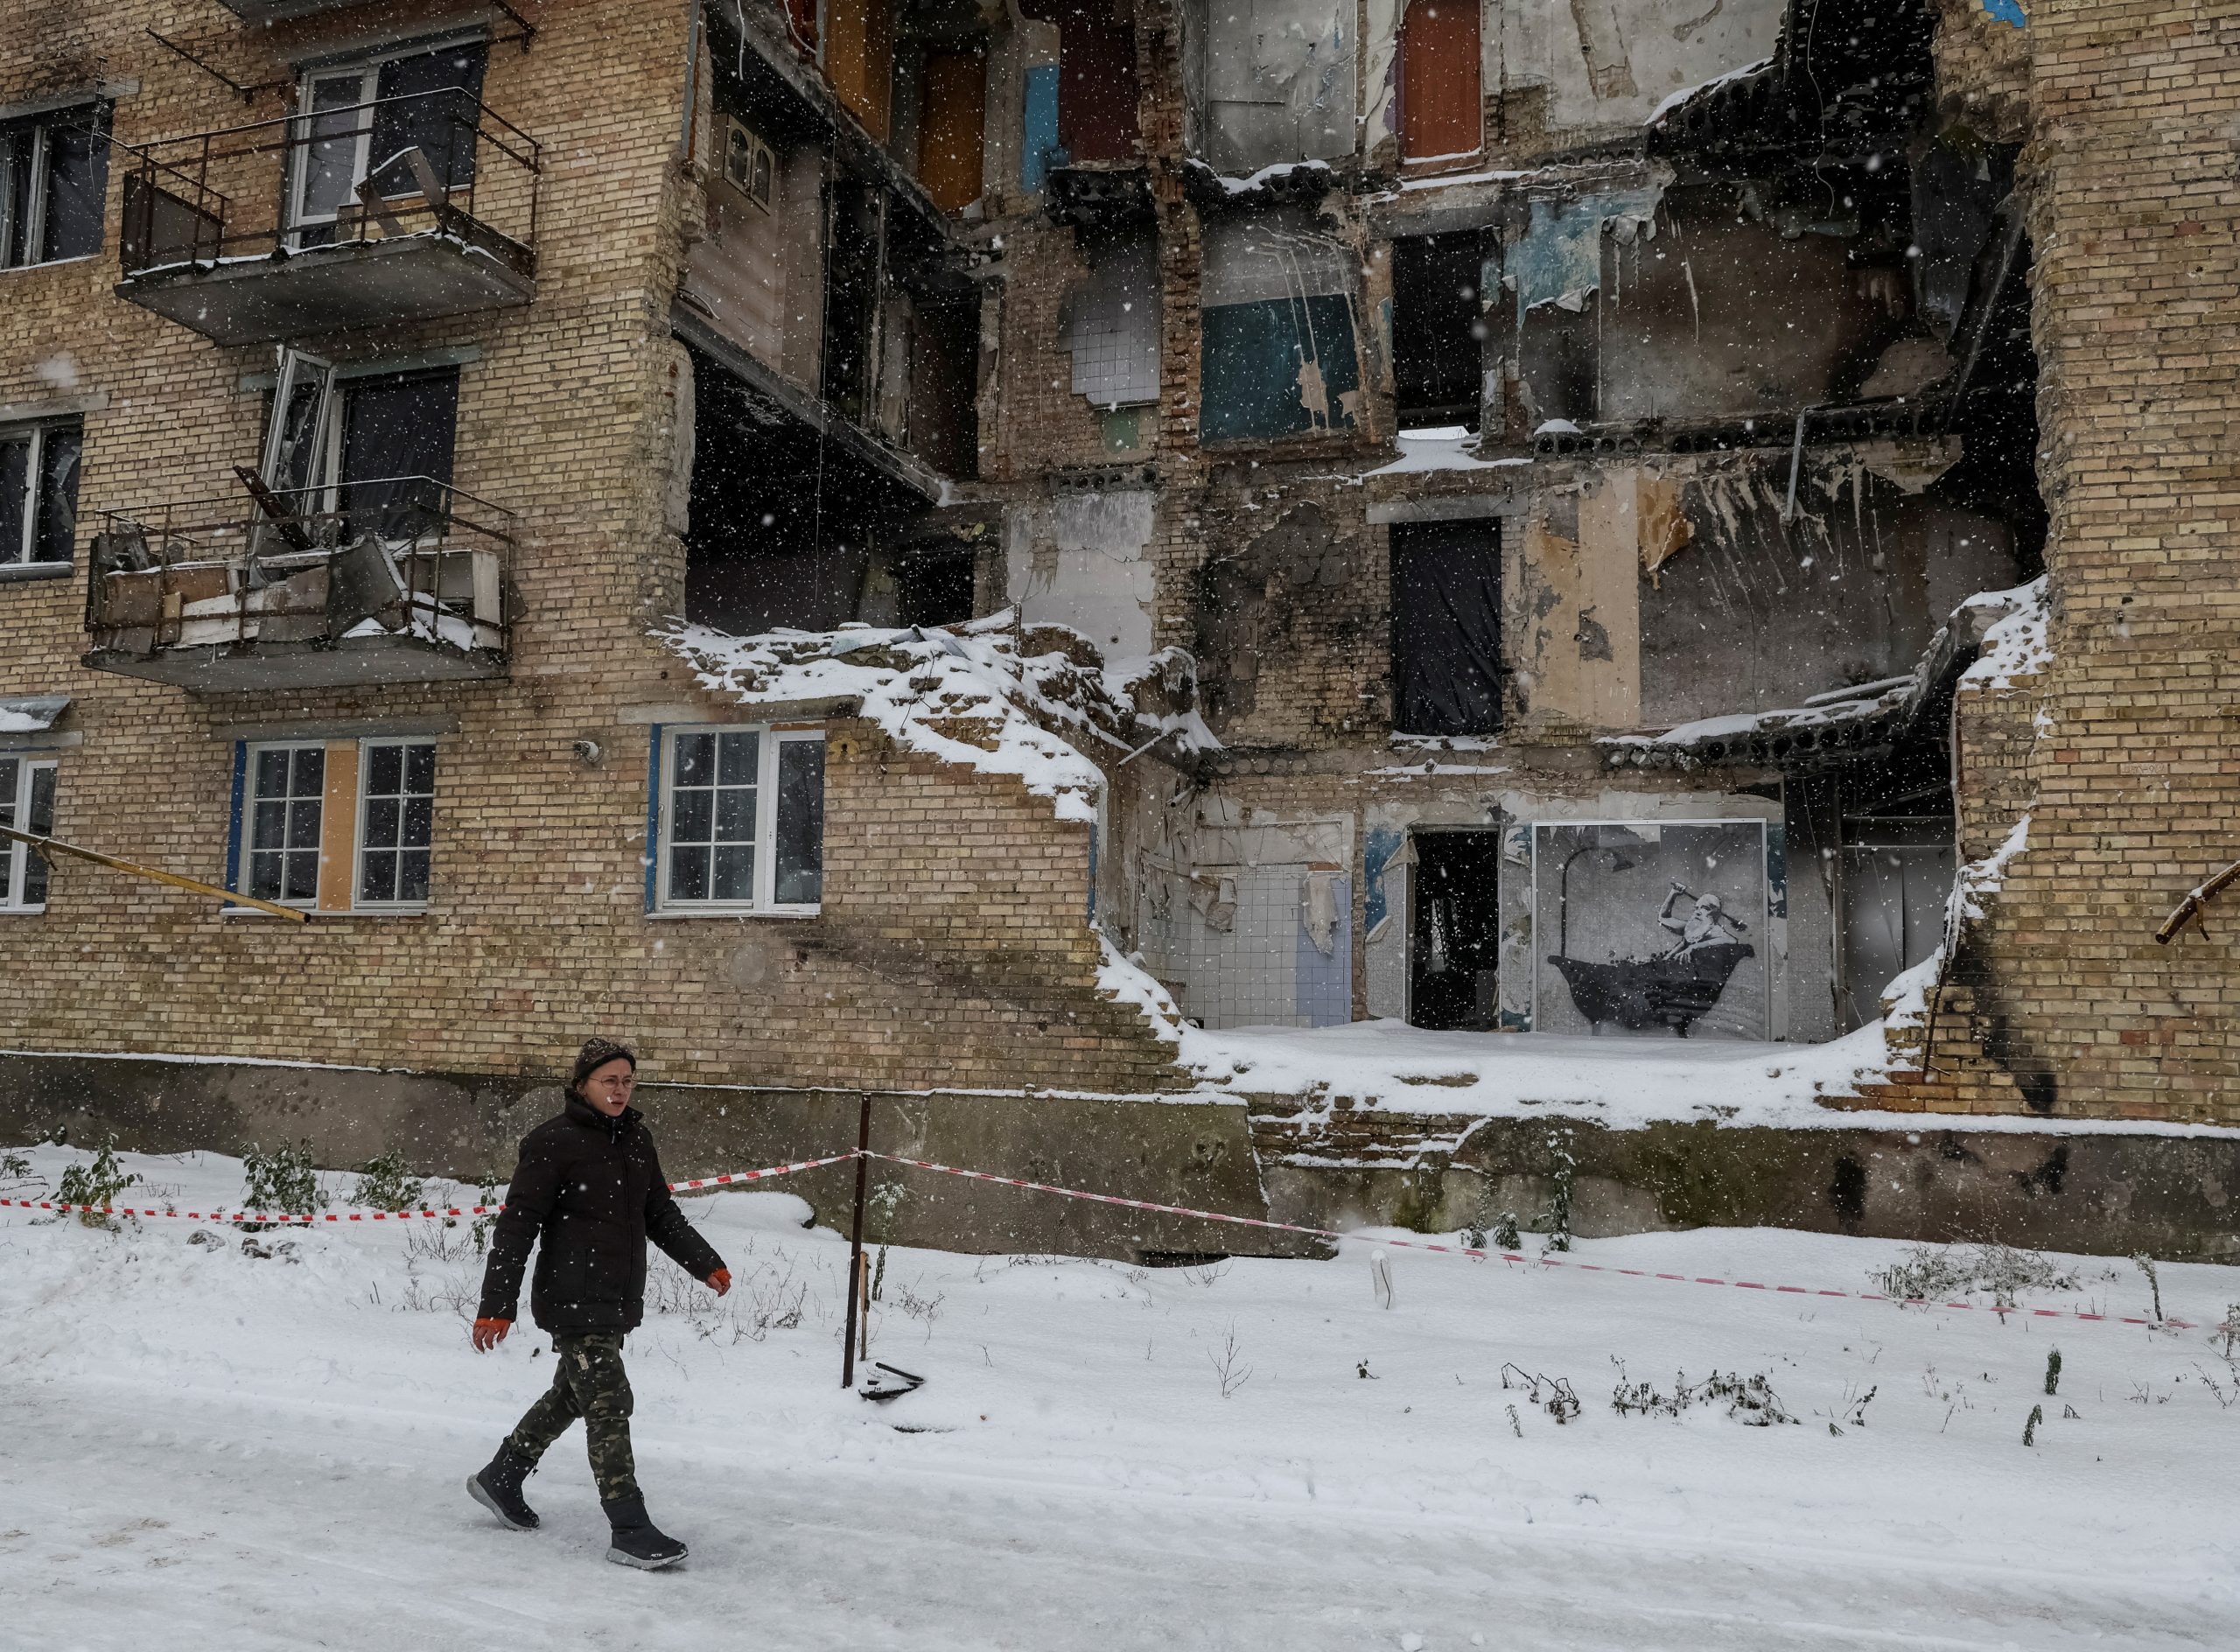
[
  {"x1": 0, "y1": 905, "x2": 48, "y2": 915},
  {"x1": 646, "y1": 906, "x2": 822, "y2": 921},
  {"x1": 0, "y1": 562, "x2": 73, "y2": 584},
  {"x1": 220, "y1": 905, "x2": 429, "y2": 920},
  {"x1": 0, "y1": 254, "x2": 99, "y2": 277}
]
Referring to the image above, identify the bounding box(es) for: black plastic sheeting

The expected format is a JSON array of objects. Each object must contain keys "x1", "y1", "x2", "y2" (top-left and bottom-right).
[{"x1": 1390, "y1": 519, "x2": 1502, "y2": 736}]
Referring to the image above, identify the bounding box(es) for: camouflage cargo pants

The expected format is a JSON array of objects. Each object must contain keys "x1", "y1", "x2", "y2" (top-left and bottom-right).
[{"x1": 505, "y1": 1332, "x2": 639, "y2": 1501}]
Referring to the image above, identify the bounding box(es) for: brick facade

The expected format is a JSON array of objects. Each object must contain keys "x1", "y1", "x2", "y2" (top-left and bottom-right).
[{"x1": 0, "y1": 0, "x2": 1180, "y2": 1096}]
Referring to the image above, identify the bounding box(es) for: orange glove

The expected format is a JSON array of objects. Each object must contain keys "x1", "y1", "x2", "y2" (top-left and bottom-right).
[
  {"x1": 472, "y1": 1317, "x2": 512, "y2": 1351},
  {"x1": 706, "y1": 1268, "x2": 732, "y2": 1298}
]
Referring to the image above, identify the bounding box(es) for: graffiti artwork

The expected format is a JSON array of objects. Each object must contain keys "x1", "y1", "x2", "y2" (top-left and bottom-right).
[{"x1": 1534, "y1": 822, "x2": 1769, "y2": 1039}]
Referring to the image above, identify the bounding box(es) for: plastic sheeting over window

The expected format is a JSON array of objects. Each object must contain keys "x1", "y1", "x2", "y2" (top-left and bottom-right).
[{"x1": 1390, "y1": 518, "x2": 1502, "y2": 736}]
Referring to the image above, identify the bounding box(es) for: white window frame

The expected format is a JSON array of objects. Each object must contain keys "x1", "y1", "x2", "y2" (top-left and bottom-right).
[
  {"x1": 1, "y1": 108, "x2": 101, "y2": 271},
  {"x1": 288, "y1": 33, "x2": 485, "y2": 240},
  {"x1": 722, "y1": 117, "x2": 776, "y2": 212},
  {"x1": 654, "y1": 724, "x2": 824, "y2": 916},
  {"x1": 242, "y1": 739, "x2": 327, "y2": 910},
  {"x1": 350, "y1": 737, "x2": 436, "y2": 913},
  {"x1": 0, "y1": 755, "x2": 56, "y2": 911},
  {"x1": 2, "y1": 418, "x2": 80, "y2": 568}
]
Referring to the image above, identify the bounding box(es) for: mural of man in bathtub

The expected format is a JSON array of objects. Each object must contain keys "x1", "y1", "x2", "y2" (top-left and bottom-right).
[
  {"x1": 1533, "y1": 822, "x2": 1771, "y2": 1040},
  {"x1": 1657, "y1": 884, "x2": 1750, "y2": 958}
]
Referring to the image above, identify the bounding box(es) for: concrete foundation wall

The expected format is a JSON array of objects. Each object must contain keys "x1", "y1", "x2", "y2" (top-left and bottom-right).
[{"x1": 0, "y1": 1053, "x2": 1306, "y2": 1263}]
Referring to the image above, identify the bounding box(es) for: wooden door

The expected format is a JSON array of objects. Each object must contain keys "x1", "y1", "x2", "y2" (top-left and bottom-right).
[
  {"x1": 1400, "y1": 0, "x2": 1480, "y2": 164},
  {"x1": 917, "y1": 50, "x2": 986, "y2": 212}
]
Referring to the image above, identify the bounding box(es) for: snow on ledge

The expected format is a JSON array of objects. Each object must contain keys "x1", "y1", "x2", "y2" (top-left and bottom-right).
[{"x1": 659, "y1": 613, "x2": 1214, "y2": 825}]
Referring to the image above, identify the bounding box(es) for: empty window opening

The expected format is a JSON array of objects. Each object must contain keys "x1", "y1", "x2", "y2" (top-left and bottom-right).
[
  {"x1": 822, "y1": 183, "x2": 885, "y2": 424},
  {"x1": 1391, "y1": 229, "x2": 1486, "y2": 429},
  {"x1": 895, "y1": 551, "x2": 975, "y2": 627},
  {"x1": 1, "y1": 105, "x2": 108, "y2": 268},
  {"x1": 1397, "y1": 0, "x2": 1480, "y2": 164},
  {"x1": 1, "y1": 418, "x2": 83, "y2": 568},
  {"x1": 258, "y1": 354, "x2": 460, "y2": 536},
  {"x1": 683, "y1": 342, "x2": 929, "y2": 635},
  {"x1": 1409, "y1": 830, "x2": 1502, "y2": 1032},
  {"x1": 1390, "y1": 517, "x2": 1502, "y2": 737}
]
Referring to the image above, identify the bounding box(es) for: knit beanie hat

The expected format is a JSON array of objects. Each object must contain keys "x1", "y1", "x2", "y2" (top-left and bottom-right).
[{"x1": 570, "y1": 1037, "x2": 637, "y2": 1094}]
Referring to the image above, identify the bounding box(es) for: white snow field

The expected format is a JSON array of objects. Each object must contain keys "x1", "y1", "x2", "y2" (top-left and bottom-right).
[{"x1": 4, "y1": 1144, "x2": 2236, "y2": 1651}]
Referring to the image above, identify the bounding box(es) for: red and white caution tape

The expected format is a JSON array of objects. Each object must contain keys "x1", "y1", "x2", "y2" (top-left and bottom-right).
[
  {"x1": 863, "y1": 1151, "x2": 2201, "y2": 1331},
  {"x1": 0, "y1": 1152, "x2": 856, "y2": 1228},
  {"x1": 7, "y1": 1146, "x2": 2201, "y2": 1331}
]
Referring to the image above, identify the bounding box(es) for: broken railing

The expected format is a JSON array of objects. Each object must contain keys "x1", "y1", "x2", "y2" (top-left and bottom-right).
[
  {"x1": 116, "y1": 88, "x2": 540, "y2": 279},
  {"x1": 85, "y1": 478, "x2": 516, "y2": 662}
]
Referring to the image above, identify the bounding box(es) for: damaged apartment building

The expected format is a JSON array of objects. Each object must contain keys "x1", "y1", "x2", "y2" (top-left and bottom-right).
[
  {"x1": 2, "y1": 0, "x2": 2236, "y2": 1245},
  {"x1": 994, "y1": 0, "x2": 2050, "y2": 1054}
]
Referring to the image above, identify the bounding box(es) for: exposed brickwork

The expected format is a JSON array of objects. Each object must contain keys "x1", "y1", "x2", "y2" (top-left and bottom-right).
[{"x1": 0, "y1": 0, "x2": 1182, "y2": 1096}]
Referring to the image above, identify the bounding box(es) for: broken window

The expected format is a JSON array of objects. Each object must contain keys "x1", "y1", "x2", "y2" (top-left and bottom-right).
[
  {"x1": 0, "y1": 104, "x2": 108, "y2": 268},
  {"x1": 1390, "y1": 518, "x2": 1502, "y2": 736},
  {"x1": 259, "y1": 354, "x2": 460, "y2": 536},
  {"x1": 1188, "y1": 0, "x2": 1354, "y2": 174},
  {"x1": 654, "y1": 726, "x2": 826, "y2": 913},
  {"x1": 1200, "y1": 208, "x2": 1359, "y2": 443},
  {"x1": 1390, "y1": 229, "x2": 1487, "y2": 428},
  {"x1": 1397, "y1": 0, "x2": 1480, "y2": 164},
  {"x1": 0, "y1": 755, "x2": 56, "y2": 911},
  {"x1": 1061, "y1": 229, "x2": 1160, "y2": 410},
  {"x1": 1021, "y1": 0, "x2": 1141, "y2": 167},
  {"x1": 0, "y1": 418, "x2": 82, "y2": 568},
  {"x1": 291, "y1": 38, "x2": 490, "y2": 242}
]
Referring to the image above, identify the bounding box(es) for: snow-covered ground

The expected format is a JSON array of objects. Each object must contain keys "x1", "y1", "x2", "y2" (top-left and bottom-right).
[{"x1": 4, "y1": 1144, "x2": 2237, "y2": 1650}]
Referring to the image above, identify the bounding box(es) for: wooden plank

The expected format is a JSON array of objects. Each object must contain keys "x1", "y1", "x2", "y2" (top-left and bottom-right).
[{"x1": 0, "y1": 822, "x2": 308, "y2": 922}]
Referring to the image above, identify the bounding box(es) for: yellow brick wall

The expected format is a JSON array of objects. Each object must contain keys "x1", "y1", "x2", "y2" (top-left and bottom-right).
[{"x1": 0, "y1": 0, "x2": 1182, "y2": 1096}]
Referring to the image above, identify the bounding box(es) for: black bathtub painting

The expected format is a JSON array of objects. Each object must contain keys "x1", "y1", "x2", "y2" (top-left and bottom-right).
[
  {"x1": 1534, "y1": 822, "x2": 1771, "y2": 1039},
  {"x1": 1544, "y1": 941, "x2": 1755, "y2": 1038}
]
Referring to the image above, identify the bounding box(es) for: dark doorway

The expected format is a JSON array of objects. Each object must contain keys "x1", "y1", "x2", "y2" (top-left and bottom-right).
[
  {"x1": 1391, "y1": 230, "x2": 1485, "y2": 428},
  {"x1": 1390, "y1": 517, "x2": 1502, "y2": 736},
  {"x1": 1410, "y1": 830, "x2": 1502, "y2": 1030},
  {"x1": 896, "y1": 551, "x2": 974, "y2": 627}
]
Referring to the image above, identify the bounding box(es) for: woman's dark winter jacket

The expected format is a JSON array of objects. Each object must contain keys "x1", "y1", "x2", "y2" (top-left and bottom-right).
[{"x1": 477, "y1": 1095, "x2": 725, "y2": 1334}]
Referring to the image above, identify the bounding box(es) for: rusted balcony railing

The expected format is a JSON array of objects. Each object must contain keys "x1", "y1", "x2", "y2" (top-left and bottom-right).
[
  {"x1": 115, "y1": 89, "x2": 540, "y2": 345},
  {"x1": 84, "y1": 477, "x2": 518, "y2": 690}
]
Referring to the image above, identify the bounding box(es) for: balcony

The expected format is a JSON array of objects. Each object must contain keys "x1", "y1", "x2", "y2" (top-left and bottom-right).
[
  {"x1": 115, "y1": 90, "x2": 539, "y2": 346},
  {"x1": 83, "y1": 479, "x2": 516, "y2": 690}
]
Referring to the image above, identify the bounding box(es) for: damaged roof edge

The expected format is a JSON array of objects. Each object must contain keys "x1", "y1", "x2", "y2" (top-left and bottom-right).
[{"x1": 1600, "y1": 582, "x2": 2040, "y2": 774}]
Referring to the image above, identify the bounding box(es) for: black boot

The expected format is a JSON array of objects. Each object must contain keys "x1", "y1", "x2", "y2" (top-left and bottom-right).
[
  {"x1": 601, "y1": 1492, "x2": 689, "y2": 1570},
  {"x1": 466, "y1": 1442, "x2": 541, "y2": 1530}
]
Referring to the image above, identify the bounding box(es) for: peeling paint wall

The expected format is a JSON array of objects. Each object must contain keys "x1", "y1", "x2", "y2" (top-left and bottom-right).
[
  {"x1": 1187, "y1": 0, "x2": 1358, "y2": 172},
  {"x1": 1005, "y1": 488, "x2": 1159, "y2": 657},
  {"x1": 1200, "y1": 206, "x2": 1364, "y2": 442},
  {"x1": 1489, "y1": 0, "x2": 1782, "y2": 150},
  {"x1": 1511, "y1": 477, "x2": 1642, "y2": 732}
]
